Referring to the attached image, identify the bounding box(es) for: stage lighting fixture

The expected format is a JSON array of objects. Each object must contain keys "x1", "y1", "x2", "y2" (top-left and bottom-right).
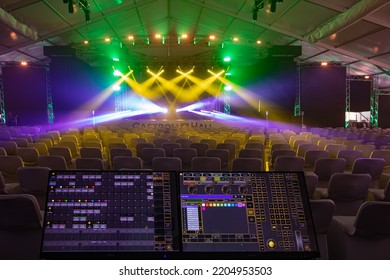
[
  {"x1": 20, "y1": 61, "x2": 28, "y2": 66},
  {"x1": 83, "y1": 40, "x2": 89, "y2": 44},
  {"x1": 112, "y1": 57, "x2": 119, "y2": 62},
  {"x1": 105, "y1": 37, "x2": 111, "y2": 43},
  {"x1": 112, "y1": 85, "x2": 121, "y2": 91},
  {"x1": 225, "y1": 72, "x2": 232, "y2": 76},
  {"x1": 209, "y1": 35, "x2": 216, "y2": 40},
  {"x1": 113, "y1": 70, "x2": 121, "y2": 76},
  {"x1": 181, "y1": 34, "x2": 188, "y2": 39},
  {"x1": 365, "y1": 75, "x2": 370, "y2": 79},
  {"x1": 321, "y1": 61, "x2": 328, "y2": 67},
  {"x1": 223, "y1": 56, "x2": 231, "y2": 62},
  {"x1": 224, "y1": 85, "x2": 232, "y2": 91},
  {"x1": 233, "y1": 37, "x2": 239, "y2": 42},
  {"x1": 155, "y1": 34, "x2": 161, "y2": 39},
  {"x1": 256, "y1": 40, "x2": 262, "y2": 44},
  {"x1": 128, "y1": 35, "x2": 134, "y2": 40}
]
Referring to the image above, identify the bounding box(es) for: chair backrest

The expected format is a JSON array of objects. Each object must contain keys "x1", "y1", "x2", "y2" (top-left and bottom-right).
[
  {"x1": 0, "y1": 131, "x2": 11, "y2": 141},
  {"x1": 176, "y1": 139, "x2": 193, "y2": 149},
  {"x1": 108, "y1": 142, "x2": 128, "y2": 150},
  {"x1": 13, "y1": 138, "x2": 29, "y2": 147},
  {"x1": 110, "y1": 148, "x2": 132, "y2": 161},
  {"x1": 190, "y1": 143, "x2": 209, "y2": 157},
  {"x1": 205, "y1": 149, "x2": 229, "y2": 168},
  {"x1": 305, "y1": 173, "x2": 318, "y2": 198},
  {"x1": 0, "y1": 147, "x2": 7, "y2": 156},
  {"x1": 310, "y1": 199, "x2": 335, "y2": 234},
  {"x1": 152, "y1": 157, "x2": 182, "y2": 171},
  {"x1": 351, "y1": 158, "x2": 385, "y2": 179},
  {"x1": 313, "y1": 158, "x2": 346, "y2": 180},
  {"x1": 0, "y1": 141, "x2": 18, "y2": 155},
  {"x1": 337, "y1": 150, "x2": 363, "y2": 167},
  {"x1": 173, "y1": 148, "x2": 198, "y2": 165},
  {"x1": 353, "y1": 144, "x2": 376, "y2": 158},
  {"x1": 28, "y1": 142, "x2": 48, "y2": 156},
  {"x1": 83, "y1": 141, "x2": 103, "y2": 149},
  {"x1": 274, "y1": 156, "x2": 305, "y2": 172},
  {"x1": 232, "y1": 158, "x2": 263, "y2": 171},
  {"x1": 296, "y1": 143, "x2": 318, "y2": 157},
  {"x1": 0, "y1": 172, "x2": 6, "y2": 194},
  {"x1": 57, "y1": 141, "x2": 78, "y2": 158},
  {"x1": 224, "y1": 139, "x2": 241, "y2": 151},
  {"x1": 153, "y1": 138, "x2": 171, "y2": 148},
  {"x1": 161, "y1": 143, "x2": 181, "y2": 157},
  {"x1": 354, "y1": 201, "x2": 390, "y2": 236},
  {"x1": 141, "y1": 148, "x2": 166, "y2": 166},
  {"x1": 328, "y1": 173, "x2": 371, "y2": 216},
  {"x1": 304, "y1": 150, "x2": 330, "y2": 168},
  {"x1": 216, "y1": 143, "x2": 236, "y2": 159},
  {"x1": 16, "y1": 147, "x2": 39, "y2": 166},
  {"x1": 342, "y1": 140, "x2": 361, "y2": 150},
  {"x1": 370, "y1": 150, "x2": 390, "y2": 166},
  {"x1": 112, "y1": 156, "x2": 142, "y2": 170},
  {"x1": 136, "y1": 143, "x2": 155, "y2": 158},
  {"x1": 191, "y1": 157, "x2": 221, "y2": 171},
  {"x1": 80, "y1": 147, "x2": 103, "y2": 159},
  {"x1": 271, "y1": 149, "x2": 296, "y2": 165},
  {"x1": 35, "y1": 137, "x2": 53, "y2": 148},
  {"x1": 75, "y1": 158, "x2": 104, "y2": 170},
  {"x1": 244, "y1": 142, "x2": 264, "y2": 150},
  {"x1": 238, "y1": 148, "x2": 263, "y2": 159},
  {"x1": 0, "y1": 194, "x2": 41, "y2": 230},
  {"x1": 270, "y1": 143, "x2": 290, "y2": 154},
  {"x1": 48, "y1": 147, "x2": 72, "y2": 164},
  {"x1": 325, "y1": 144, "x2": 347, "y2": 158},
  {"x1": 200, "y1": 139, "x2": 217, "y2": 150},
  {"x1": 0, "y1": 155, "x2": 24, "y2": 183},
  {"x1": 17, "y1": 166, "x2": 50, "y2": 194},
  {"x1": 37, "y1": 155, "x2": 67, "y2": 170}
]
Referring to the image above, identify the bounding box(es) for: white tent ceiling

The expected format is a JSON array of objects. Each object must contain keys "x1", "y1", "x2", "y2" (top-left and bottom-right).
[{"x1": 0, "y1": 0, "x2": 389, "y2": 89}]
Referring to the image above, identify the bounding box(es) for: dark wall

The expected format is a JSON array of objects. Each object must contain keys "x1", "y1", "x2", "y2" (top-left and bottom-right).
[
  {"x1": 300, "y1": 66, "x2": 346, "y2": 127},
  {"x1": 2, "y1": 66, "x2": 47, "y2": 125},
  {"x1": 50, "y1": 56, "x2": 113, "y2": 124},
  {"x1": 379, "y1": 95, "x2": 390, "y2": 128},
  {"x1": 350, "y1": 80, "x2": 371, "y2": 112}
]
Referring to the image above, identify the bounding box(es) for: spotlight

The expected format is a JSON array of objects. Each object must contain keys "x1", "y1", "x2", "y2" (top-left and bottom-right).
[
  {"x1": 321, "y1": 61, "x2": 328, "y2": 67},
  {"x1": 83, "y1": 40, "x2": 89, "y2": 44},
  {"x1": 155, "y1": 34, "x2": 161, "y2": 39},
  {"x1": 181, "y1": 34, "x2": 188, "y2": 39},
  {"x1": 113, "y1": 70, "x2": 121, "y2": 76},
  {"x1": 105, "y1": 37, "x2": 111, "y2": 43},
  {"x1": 224, "y1": 85, "x2": 232, "y2": 91},
  {"x1": 209, "y1": 35, "x2": 216, "y2": 40},
  {"x1": 128, "y1": 35, "x2": 134, "y2": 40},
  {"x1": 112, "y1": 57, "x2": 119, "y2": 62},
  {"x1": 256, "y1": 40, "x2": 262, "y2": 45},
  {"x1": 365, "y1": 75, "x2": 370, "y2": 79},
  {"x1": 223, "y1": 56, "x2": 231, "y2": 62},
  {"x1": 20, "y1": 61, "x2": 28, "y2": 66},
  {"x1": 233, "y1": 37, "x2": 239, "y2": 42},
  {"x1": 112, "y1": 85, "x2": 121, "y2": 91}
]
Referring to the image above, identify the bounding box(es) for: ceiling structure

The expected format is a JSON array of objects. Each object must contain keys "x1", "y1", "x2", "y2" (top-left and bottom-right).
[{"x1": 0, "y1": 0, "x2": 389, "y2": 89}]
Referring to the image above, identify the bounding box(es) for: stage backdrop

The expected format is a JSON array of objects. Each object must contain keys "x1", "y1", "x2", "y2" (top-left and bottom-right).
[
  {"x1": 2, "y1": 65, "x2": 47, "y2": 125},
  {"x1": 300, "y1": 66, "x2": 346, "y2": 128}
]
